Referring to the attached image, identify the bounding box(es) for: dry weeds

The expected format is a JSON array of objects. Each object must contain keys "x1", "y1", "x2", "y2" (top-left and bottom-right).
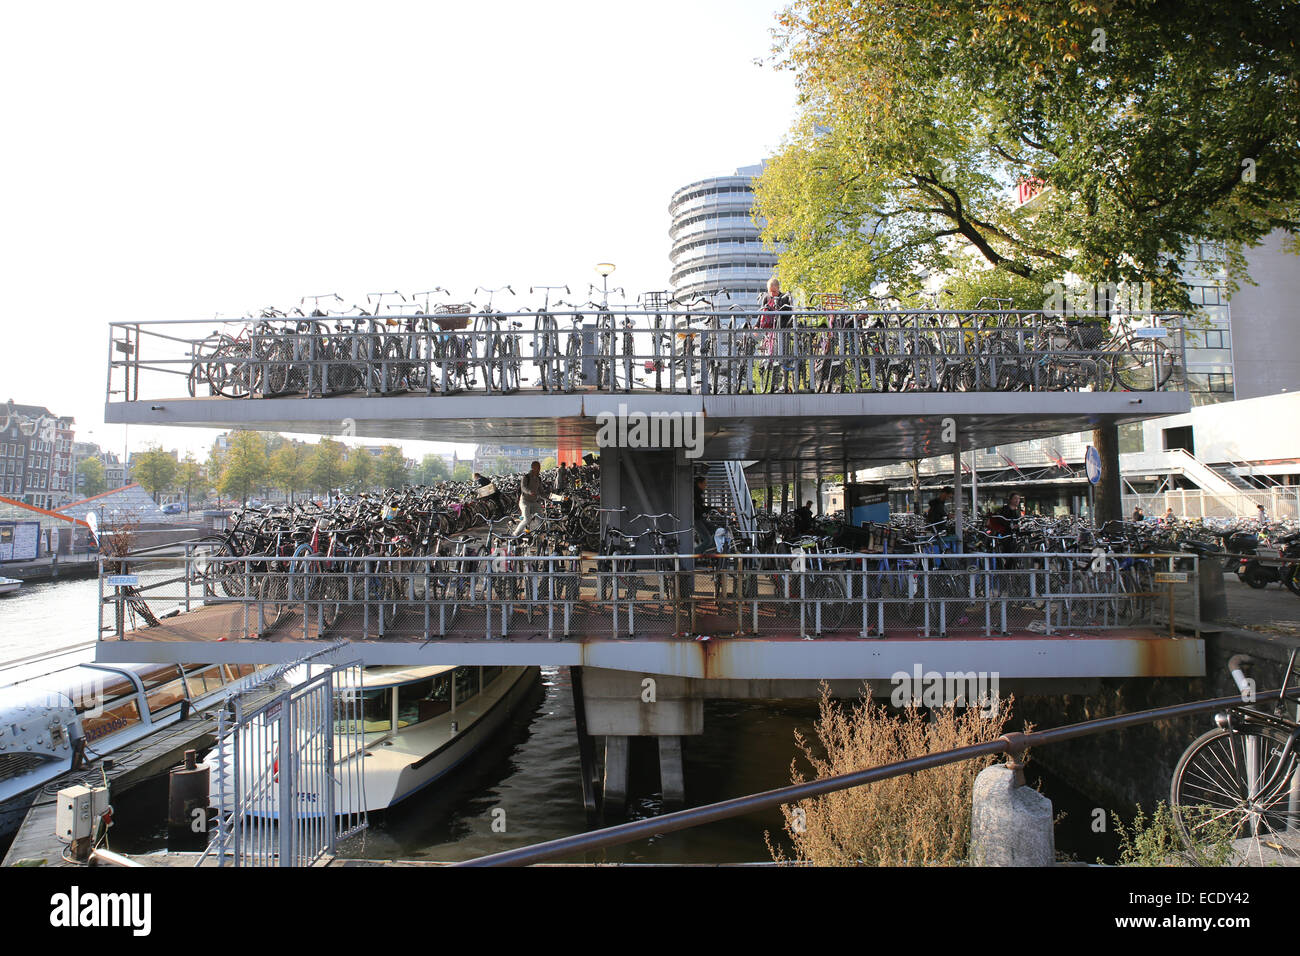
[{"x1": 767, "y1": 683, "x2": 1013, "y2": 866}]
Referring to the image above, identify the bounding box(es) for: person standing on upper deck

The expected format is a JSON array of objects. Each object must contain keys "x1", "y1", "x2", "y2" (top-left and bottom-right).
[{"x1": 758, "y1": 277, "x2": 795, "y2": 391}]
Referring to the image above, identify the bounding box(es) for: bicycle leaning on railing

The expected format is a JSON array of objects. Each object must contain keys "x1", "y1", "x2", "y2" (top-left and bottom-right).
[{"x1": 1170, "y1": 650, "x2": 1300, "y2": 864}]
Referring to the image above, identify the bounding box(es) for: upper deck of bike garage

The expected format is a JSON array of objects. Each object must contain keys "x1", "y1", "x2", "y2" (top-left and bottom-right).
[{"x1": 102, "y1": 308, "x2": 1193, "y2": 457}]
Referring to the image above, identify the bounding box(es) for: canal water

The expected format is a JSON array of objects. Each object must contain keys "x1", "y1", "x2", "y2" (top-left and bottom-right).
[{"x1": 2, "y1": 578, "x2": 1118, "y2": 864}]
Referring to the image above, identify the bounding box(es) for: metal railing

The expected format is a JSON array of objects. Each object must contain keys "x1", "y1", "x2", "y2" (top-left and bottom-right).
[
  {"x1": 451, "y1": 684, "x2": 1299, "y2": 866},
  {"x1": 204, "y1": 653, "x2": 367, "y2": 867},
  {"x1": 98, "y1": 546, "x2": 1196, "y2": 643},
  {"x1": 106, "y1": 309, "x2": 1189, "y2": 403},
  {"x1": 1125, "y1": 488, "x2": 1300, "y2": 522}
]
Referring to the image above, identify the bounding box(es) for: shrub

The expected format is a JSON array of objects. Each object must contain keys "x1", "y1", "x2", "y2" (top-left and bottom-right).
[{"x1": 768, "y1": 683, "x2": 1013, "y2": 865}]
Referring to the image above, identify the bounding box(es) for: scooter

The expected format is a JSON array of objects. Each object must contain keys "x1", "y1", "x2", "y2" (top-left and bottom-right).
[{"x1": 1239, "y1": 530, "x2": 1300, "y2": 592}]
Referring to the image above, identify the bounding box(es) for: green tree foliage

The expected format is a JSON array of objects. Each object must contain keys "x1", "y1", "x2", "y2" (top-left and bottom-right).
[
  {"x1": 177, "y1": 454, "x2": 205, "y2": 510},
  {"x1": 270, "y1": 443, "x2": 308, "y2": 503},
  {"x1": 451, "y1": 461, "x2": 473, "y2": 482},
  {"x1": 756, "y1": 0, "x2": 1300, "y2": 307},
  {"x1": 411, "y1": 454, "x2": 451, "y2": 486},
  {"x1": 77, "y1": 456, "x2": 105, "y2": 498},
  {"x1": 374, "y1": 446, "x2": 409, "y2": 490},
  {"x1": 217, "y1": 431, "x2": 269, "y2": 504},
  {"x1": 133, "y1": 446, "x2": 178, "y2": 502},
  {"x1": 308, "y1": 438, "x2": 346, "y2": 500},
  {"x1": 345, "y1": 449, "x2": 374, "y2": 492},
  {"x1": 540, "y1": 455, "x2": 557, "y2": 471}
]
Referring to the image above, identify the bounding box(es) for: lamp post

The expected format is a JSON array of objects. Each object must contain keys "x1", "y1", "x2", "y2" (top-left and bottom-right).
[{"x1": 595, "y1": 262, "x2": 616, "y2": 308}]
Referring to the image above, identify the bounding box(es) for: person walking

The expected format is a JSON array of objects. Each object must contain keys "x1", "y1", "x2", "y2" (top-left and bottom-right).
[{"x1": 514, "y1": 461, "x2": 543, "y2": 535}]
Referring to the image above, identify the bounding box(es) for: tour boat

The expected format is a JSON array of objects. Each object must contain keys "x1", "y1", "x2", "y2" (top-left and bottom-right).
[
  {"x1": 0, "y1": 646, "x2": 261, "y2": 839},
  {"x1": 206, "y1": 663, "x2": 540, "y2": 817},
  {"x1": 0, "y1": 577, "x2": 22, "y2": 597}
]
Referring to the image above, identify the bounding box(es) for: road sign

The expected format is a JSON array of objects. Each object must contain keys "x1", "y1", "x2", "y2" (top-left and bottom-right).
[
  {"x1": 105, "y1": 575, "x2": 139, "y2": 587},
  {"x1": 1084, "y1": 446, "x2": 1102, "y2": 485},
  {"x1": 1132, "y1": 327, "x2": 1169, "y2": 339},
  {"x1": 1154, "y1": 571, "x2": 1188, "y2": 583}
]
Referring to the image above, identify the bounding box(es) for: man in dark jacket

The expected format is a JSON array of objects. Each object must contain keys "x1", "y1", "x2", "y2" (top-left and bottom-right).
[{"x1": 924, "y1": 489, "x2": 951, "y2": 530}]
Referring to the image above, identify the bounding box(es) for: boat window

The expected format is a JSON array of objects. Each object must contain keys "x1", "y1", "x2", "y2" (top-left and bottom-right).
[
  {"x1": 135, "y1": 664, "x2": 184, "y2": 692},
  {"x1": 80, "y1": 687, "x2": 143, "y2": 744},
  {"x1": 453, "y1": 667, "x2": 478, "y2": 709},
  {"x1": 222, "y1": 663, "x2": 256, "y2": 683},
  {"x1": 182, "y1": 664, "x2": 225, "y2": 698},
  {"x1": 60, "y1": 673, "x2": 136, "y2": 715},
  {"x1": 359, "y1": 688, "x2": 392, "y2": 734},
  {"x1": 481, "y1": 666, "x2": 503, "y2": 689},
  {"x1": 400, "y1": 674, "x2": 451, "y2": 724},
  {"x1": 145, "y1": 676, "x2": 187, "y2": 716}
]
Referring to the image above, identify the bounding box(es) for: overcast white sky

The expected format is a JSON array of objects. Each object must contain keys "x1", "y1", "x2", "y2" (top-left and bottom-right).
[{"x1": 0, "y1": 0, "x2": 797, "y2": 462}]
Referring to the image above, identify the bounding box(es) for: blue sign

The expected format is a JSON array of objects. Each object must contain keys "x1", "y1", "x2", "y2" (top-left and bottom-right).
[
  {"x1": 1084, "y1": 446, "x2": 1102, "y2": 485},
  {"x1": 105, "y1": 575, "x2": 139, "y2": 587}
]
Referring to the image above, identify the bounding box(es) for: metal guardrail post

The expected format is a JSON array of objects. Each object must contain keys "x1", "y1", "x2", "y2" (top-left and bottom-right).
[{"x1": 278, "y1": 697, "x2": 294, "y2": 865}]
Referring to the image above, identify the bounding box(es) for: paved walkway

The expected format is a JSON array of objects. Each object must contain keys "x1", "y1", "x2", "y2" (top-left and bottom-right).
[{"x1": 1219, "y1": 572, "x2": 1300, "y2": 636}]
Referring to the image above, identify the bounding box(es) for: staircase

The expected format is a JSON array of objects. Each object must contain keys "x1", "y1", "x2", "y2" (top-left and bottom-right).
[
  {"x1": 704, "y1": 461, "x2": 756, "y2": 536},
  {"x1": 1120, "y1": 448, "x2": 1261, "y2": 513}
]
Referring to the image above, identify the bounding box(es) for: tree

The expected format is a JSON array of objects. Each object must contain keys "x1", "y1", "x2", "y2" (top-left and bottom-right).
[
  {"x1": 218, "y1": 431, "x2": 269, "y2": 504},
  {"x1": 493, "y1": 455, "x2": 514, "y2": 476},
  {"x1": 270, "y1": 443, "x2": 308, "y2": 504},
  {"x1": 177, "y1": 454, "x2": 205, "y2": 511},
  {"x1": 451, "y1": 461, "x2": 473, "y2": 482},
  {"x1": 346, "y1": 449, "x2": 374, "y2": 492},
  {"x1": 133, "y1": 446, "x2": 178, "y2": 502},
  {"x1": 207, "y1": 439, "x2": 227, "y2": 505},
  {"x1": 540, "y1": 456, "x2": 557, "y2": 471},
  {"x1": 759, "y1": 0, "x2": 1300, "y2": 523},
  {"x1": 411, "y1": 454, "x2": 450, "y2": 486},
  {"x1": 78, "y1": 456, "x2": 105, "y2": 498},
  {"x1": 308, "y1": 438, "x2": 346, "y2": 501},
  {"x1": 374, "y1": 446, "x2": 409, "y2": 490},
  {"x1": 757, "y1": 0, "x2": 1299, "y2": 306}
]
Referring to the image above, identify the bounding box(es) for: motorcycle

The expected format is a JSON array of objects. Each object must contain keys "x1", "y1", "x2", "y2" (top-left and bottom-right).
[{"x1": 1239, "y1": 530, "x2": 1300, "y2": 593}]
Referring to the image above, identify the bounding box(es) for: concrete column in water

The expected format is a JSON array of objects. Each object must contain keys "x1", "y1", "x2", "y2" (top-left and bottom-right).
[{"x1": 603, "y1": 735, "x2": 630, "y2": 816}]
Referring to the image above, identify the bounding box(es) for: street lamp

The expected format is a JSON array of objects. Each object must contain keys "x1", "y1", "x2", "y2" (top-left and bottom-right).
[{"x1": 595, "y1": 262, "x2": 616, "y2": 307}]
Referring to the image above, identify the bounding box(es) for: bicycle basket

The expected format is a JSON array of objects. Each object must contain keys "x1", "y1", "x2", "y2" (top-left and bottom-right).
[{"x1": 434, "y1": 303, "x2": 472, "y2": 330}]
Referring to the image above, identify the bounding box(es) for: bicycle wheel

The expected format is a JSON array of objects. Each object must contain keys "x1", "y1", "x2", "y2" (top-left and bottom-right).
[
  {"x1": 1170, "y1": 724, "x2": 1300, "y2": 865},
  {"x1": 810, "y1": 574, "x2": 849, "y2": 633},
  {"x1": 1113, "y1": 337, "x2": 1175, "y2": 391}
]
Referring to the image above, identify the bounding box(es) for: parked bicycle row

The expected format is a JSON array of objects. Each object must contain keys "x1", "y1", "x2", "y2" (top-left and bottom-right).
[
  {"x1": 108, "y1": 297, "x2": 1188, "y2": 402},
  {"x1": 108, "y1": 540, "x2": 1183, "y2": 643}
]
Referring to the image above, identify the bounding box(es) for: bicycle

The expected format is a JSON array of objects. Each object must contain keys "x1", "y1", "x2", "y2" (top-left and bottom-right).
[
  {"x1": 473, "y1": 286, "x2": 522, "y2": 393},
  {"x1": 1170, "y1": 651, "x2": 1300, "y2": 865},
  {"x1": 530, "y1": 284, "x2": 569, "y2": 393}
]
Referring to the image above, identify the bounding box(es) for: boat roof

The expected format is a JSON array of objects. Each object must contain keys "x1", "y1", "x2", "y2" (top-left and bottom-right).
[{"x1": 295, "y1": 663, "x2": 457, "y2": 691}]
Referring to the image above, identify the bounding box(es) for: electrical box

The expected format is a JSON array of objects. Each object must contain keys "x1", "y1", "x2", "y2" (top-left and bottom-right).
[{"x1": 55, "y1": 784, "x2": 109, "y2": 842}]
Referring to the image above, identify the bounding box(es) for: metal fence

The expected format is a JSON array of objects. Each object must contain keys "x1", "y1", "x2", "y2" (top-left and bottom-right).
[
  {"x1": 100, "y1": 546, "x2": 1196, "y2": 643},
  {"x1": 1124, "y1": 488, "x2": 1300, "y2": 521},
  {"x1": 106, "y1": 309, "x2": 1189, "y2": 402},
  {"x1": 203, "y1": 653, "x2": 367, "y2": 867}
]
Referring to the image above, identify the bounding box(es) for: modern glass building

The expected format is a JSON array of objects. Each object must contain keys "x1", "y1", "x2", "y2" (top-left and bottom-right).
[{"x1": 668, "y1": 163, "x2": 777, "y2": 305}]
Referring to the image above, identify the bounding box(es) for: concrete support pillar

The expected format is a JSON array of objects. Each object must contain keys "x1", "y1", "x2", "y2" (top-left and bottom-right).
[
  {"x1": 603, "y1": 735, "x2": 630, "y2": 817},
  {"x1": 658, "y1": 736, "x2": 685, "y2": 809},
  {"x1": 968, "y1": 765, "x2": 1054, "y2": 865}
]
